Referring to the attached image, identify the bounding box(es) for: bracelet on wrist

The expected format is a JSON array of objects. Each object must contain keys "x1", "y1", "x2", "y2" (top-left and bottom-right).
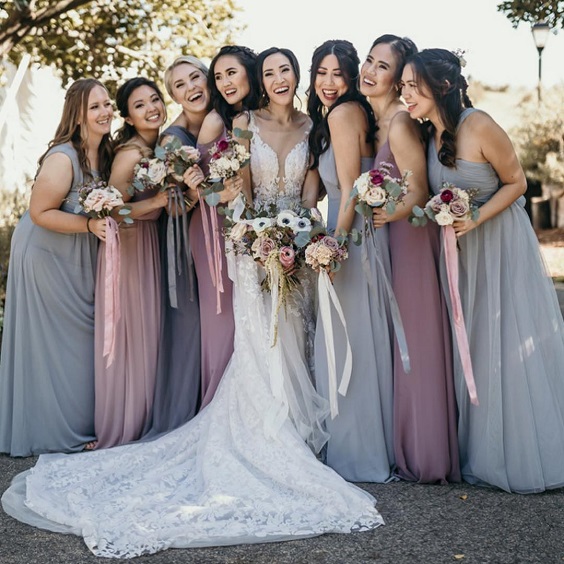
[{"x1": 86, "y1": 217, "x2": 93, "y2": 233}]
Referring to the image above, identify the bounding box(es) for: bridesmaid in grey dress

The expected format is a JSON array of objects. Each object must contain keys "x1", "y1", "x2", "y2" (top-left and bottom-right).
[
  {"x1": 142, "y1": 56, "x2": 209, "y2": 437},
  {"x1": 403, "y1": 49, "x2": 564, "y2": 493},
  {"x1": 0, "y1": 79, "x2": 113, "y2": 456},
  {"x1": 363, "y1": 36, "x2": 460, "y2": 484},
  {"x1": 308, "y1": 40, "x2": 395, "y2": 482}
]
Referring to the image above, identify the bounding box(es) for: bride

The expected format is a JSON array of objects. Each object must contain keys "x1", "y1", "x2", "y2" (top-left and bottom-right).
[{"x1": 1, "y1": 47, "x2": 384, "y2": 559}]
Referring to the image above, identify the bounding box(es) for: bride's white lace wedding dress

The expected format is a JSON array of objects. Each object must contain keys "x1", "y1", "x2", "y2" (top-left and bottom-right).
[{"x1": 1, "y1": 112, "x2": 384, "y2": 559}]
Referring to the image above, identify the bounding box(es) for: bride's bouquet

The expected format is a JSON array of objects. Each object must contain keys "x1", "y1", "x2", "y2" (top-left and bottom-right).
[
  {"x1": 225, "y1": 203, "x2": 322, "y2": 343},
  {"x1": 409, "y1": 182, "x2": 479, "y2": 227},
  {"x1": 130, "y1": 137, "x2": 201, "y2": 197},
  {"x1": 202, "y1": 130, "x2": 252, "y2": 206}
]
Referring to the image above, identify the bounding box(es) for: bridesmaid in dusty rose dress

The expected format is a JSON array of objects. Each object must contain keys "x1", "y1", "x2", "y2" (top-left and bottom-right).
[
  {"x1": 184, "y1": 45, "x2": 259, "y2": 409},
  {"x1": 94, "y1": 78, "x2": 169, "y2": 448},
  {"x1": 362, "y1": 35, "x2": 459, "y2": 482}
]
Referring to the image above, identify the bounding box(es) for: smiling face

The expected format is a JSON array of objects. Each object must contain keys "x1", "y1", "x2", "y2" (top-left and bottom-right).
[
  {"x1": 313, "y1": 54, "x2": 349, "y2": 108},
  {"x1": 400, "y1": 63, "x2": 438, "y2": 122},
  {"x1": 81, "y1": 85, "x2": 113, "y2": 140},
  {"x1": 213, "y1": 54, "x2": 251, "y2": 108},
  {"x1": 261, "y1": 52, "x2": 297, "y2": 106},
  {"x1": 170, "y1": 62, "x2": 209, "y2": 114},
  {"x1": 125, "y1": 85, "x2": 166, "y2": 132},
  {"x1": 360, "y1": 43, "x2": 398, "y2": 100}
]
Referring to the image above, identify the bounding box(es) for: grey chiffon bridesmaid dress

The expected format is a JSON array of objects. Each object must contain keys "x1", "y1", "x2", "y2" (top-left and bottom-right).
[
  {"x1": 0, "y1": 143, "x2": 97, "y2": 456},
  {"x1": 143, "y1": 125, "x2": 201, "y2": 438},
  {"x1": 314, "y1": 144, "x2": 395, "y2": 483},
  {"x1": 428, "y1": 108, "x2": 564, "y2": 493}
]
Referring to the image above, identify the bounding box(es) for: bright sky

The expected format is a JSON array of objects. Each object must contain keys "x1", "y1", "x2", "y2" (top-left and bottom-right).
[{"x1": 235, "y1": 0, "x2": 564, "y2": 90}]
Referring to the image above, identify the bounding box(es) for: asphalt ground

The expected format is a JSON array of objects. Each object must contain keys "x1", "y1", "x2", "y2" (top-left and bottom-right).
[
  {"x1": 1, "y1": 285, "x2": 563, "y2": 564},
  {"x1": 1, "y1": 452, "x2": 564, "y2": 564}
]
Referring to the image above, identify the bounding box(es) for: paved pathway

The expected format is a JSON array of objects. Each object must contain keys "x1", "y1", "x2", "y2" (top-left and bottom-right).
[{"x1": 1, "y1": 454, "x2": 564, "y2": 564}]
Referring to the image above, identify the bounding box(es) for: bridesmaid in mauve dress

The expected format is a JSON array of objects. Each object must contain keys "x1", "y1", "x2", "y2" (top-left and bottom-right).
[
  {"x1": 185, "y1": 45, "x2": 259, "y2": 409},
  {"x1": 405, "y1": 49, "x2": 564, "y2": 493},
  {"x1": 0, "y1": 79, "x2": 113, "y2": 456},
  {"x1": 362, "y1": 35, "x2": 459, "y2": 483},
  {"x1": 142, "y1": 56, "x2": 210, "y2": 438},
  {"x1": 94, "y1": 78, "x2": 169, "y2": 449},
  {"x1": 309, "y1": 40, "x2": 396, "y2": 483}
]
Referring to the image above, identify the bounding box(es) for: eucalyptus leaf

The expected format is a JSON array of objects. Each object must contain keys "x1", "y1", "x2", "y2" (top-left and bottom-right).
[
  {"x1": 386, "y1": 202, "x2": 396, "y2": 215},
  {"x1": 233, "y1": 127, "x2": 253, "y2": 140},
  {"x1": 205, "y1": 191, "x2": 221, "y2": 207},
  {"x1": 412, "y1": 205, "x2": 425, "y2": 217},
  {"x1": 154, "y1": 145, "x2": 166, "y2": 160}
]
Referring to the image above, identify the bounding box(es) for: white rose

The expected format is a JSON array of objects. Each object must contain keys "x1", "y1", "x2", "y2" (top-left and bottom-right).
[
  {"x1": 147, "y1": 160, "x2": 167, "y2": 184},
  {"x1": 353, "y1": 173, "x2": 371, "y2": 197},
  {"x1": 364, "y1": 186, "x2": 388, "y2": 207},
  {"x1": 435, "y1": 209, "x2": 454, "y2": 226}
]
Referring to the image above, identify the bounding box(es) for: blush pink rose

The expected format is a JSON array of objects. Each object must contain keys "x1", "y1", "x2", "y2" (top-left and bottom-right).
[{"x1": 279, "y1": 246, "x2": 296, "y2": 269}]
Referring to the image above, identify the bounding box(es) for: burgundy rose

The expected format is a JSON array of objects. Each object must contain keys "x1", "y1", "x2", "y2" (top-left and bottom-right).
[
  {"x1": 440, "y1": 189, "x2": 454, "y2": 203},
  {"x1": 369, "y1": 169, "x2": 385, "y2": 186},
  {"x1": 217, "y1": 138, "x2": 229, "y2": 152}
]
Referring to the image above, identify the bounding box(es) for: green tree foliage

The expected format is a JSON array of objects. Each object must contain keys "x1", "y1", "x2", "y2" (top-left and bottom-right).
[
  {"x1": 0, "y1": 0, "x2": 242, "y2": 86},
  {"x1": 497, "y1": 1, "x2": 564, "y2": 30}
]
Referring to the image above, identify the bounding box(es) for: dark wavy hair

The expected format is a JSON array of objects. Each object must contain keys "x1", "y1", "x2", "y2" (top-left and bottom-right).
[
  {"x1": 368, "y1": 34, "x2": 418, "y2": 92},
  {"x1": 38, "y1": 78, "x2": 113, "y2": 181},
  {"x1": 113, "y1": 77, "x2": 166, "y2": 148},
  {"x1": 256, "y1": 47, "x2": 301, "y2": 109},
  {"x1": 405, "y1": 48, "x2": 473, "y2": 167},
  {"x1": 208, "y1": 45, "x2": 260, "y2": 129},
  {"x1": 306, "y1": 39, "x2": 376, "y2": 169}
]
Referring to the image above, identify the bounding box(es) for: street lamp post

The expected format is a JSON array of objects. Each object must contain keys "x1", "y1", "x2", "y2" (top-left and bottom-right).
[{"x1": 531, "y1": 21, "x2": 550, "y2": 104}]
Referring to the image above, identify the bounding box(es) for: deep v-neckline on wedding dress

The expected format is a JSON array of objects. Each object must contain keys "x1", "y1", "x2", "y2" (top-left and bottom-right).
[{"x1": 248, "y1": 111, "x2": 311, "y2": 207}]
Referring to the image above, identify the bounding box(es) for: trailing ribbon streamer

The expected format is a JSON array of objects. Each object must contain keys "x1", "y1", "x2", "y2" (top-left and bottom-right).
[
  {"x1": 102, "y1": 216, "x2": 121, "y2": 368},
  {"x1": 361, "y1": 225, "x2": 411, "y2": 374},
  {"x1": 317, "y1": 269, "x2": 353, "y2": 418},
  {"x1": 166, "y1": 187, "x2": 194, "y2": 308},
  {"x1": 199, "y1": 197, "x2": 224, "y2": 314},
  {"x1": 443, "y1": 225, "x2": 479, "y2": 405}
]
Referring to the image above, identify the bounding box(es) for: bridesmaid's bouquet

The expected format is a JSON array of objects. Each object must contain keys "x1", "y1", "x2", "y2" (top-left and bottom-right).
[
  {"x1": 77, "y1": 179, "x2": 132, "y2": 223},
  {"x1": 304, "y1": 231, "x2": 349, "y2": 274},
  {"x1": 130, "y1": 137, "x2": 201, "y2": 196},
  {"x1": 202, "y1": 129, "x2": 252, "y2": 206},
  {"x1": 349, "y1": 162, "x2": 410, "y2": 243},
  {"x1": 409, "y1": 182, "x2": 479, "y2": 227},
  {"x1": 77, "y1": 179, "x2": 131, "y2": 367}
]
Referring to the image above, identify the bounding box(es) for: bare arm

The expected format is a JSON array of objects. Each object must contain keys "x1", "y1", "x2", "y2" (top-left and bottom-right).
[
  {"x1": 301, "y1": 164, "x2": 320, "y2": 209},
  {"x1": 197, "y1": 110, "x2": 226, "y2": 146},
  {"x1": 330, "y1": 103, "x2": 372, "y2": 235},
  {"x1": 109, "y1": 148, "x2": 168, "y2": 220},
  {"x1": 29, "y1": 152, "x2": 106, "y2": 238},
  {"x1": 373, "y1": 112, "x2": 428, "y2": 227},
  {"x1": 453, "y1": 111, "x2": 526, "y2": 237},
  {"x1": 232, "y1": 113, "x2": 252, "y2": 204}
]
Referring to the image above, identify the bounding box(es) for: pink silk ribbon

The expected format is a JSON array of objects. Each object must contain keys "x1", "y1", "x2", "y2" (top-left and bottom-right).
[
  {"x1": 199, "y1": 198, "x2": 224, "y2": 314},
  {"x1": 102, "y1": 216, "x2": 121, "y2": 368},
  {"x1": 443, "y1": 225, "x2": 479, "y2": 405}
]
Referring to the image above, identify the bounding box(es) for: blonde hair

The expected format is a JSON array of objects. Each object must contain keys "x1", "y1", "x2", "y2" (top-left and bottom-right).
[{"x1": 163, "y1": 56, "x2": 209, "y2": 98}]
